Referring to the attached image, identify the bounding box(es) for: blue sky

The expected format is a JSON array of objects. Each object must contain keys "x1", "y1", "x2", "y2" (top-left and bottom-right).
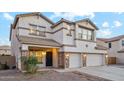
[{"x1": 0, "y1": 12, "x2": 124, "y2": 45}]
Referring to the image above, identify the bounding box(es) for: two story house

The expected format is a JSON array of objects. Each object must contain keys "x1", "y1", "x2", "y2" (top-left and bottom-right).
[
  {"x1": 97, "y1": 35, "x2": 124, "y2": 64},
  {"x1": 10, "y1": 12, "x2": 107, "y2": 71}
]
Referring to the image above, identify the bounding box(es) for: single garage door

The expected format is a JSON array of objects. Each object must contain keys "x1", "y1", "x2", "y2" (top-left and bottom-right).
[
  {"x1": 69, "y1": 54, "x2": 81, "y2": 68},
  {"x1": 86, "y1": 54, "x2": 103, "y2": 66}
]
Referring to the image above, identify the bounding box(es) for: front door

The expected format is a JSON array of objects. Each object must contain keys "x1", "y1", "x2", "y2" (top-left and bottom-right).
[{"x1": 46, "y1": 52, "x2": 53, "y2": 66}]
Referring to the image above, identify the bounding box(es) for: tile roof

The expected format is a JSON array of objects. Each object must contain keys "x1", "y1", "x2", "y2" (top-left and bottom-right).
[
  {"x1": 51, "y1": 18, "x2": 99, "y2": 30},
  {"x1": 51, "y1": 18, "x2": 74, "y2": 28},
  {"x1": 18, "y1": 36, "x2": 61, "y2": 47},
  {"x1": 97, "y1": 35, "x2": 124, "y2": 42},
  {"x1": 118, "y1": 48, "x2": 124, "y2": 53},
  {"x1": 95, "y1": 45, "x2": 108, "y2": 50}
]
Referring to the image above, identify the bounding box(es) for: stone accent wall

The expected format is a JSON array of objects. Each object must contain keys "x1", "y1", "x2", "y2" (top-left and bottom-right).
[
  {"x1": 58, "y1": 52, "x2": 70, "y2": 68},
  {"x1": 21, "y1": 50, "x2": 29, "y2": 70},
  {"x1": 58, "y1": 52, "x2": 65, "y2": 68},
  {"x1": 21, "y1": 50, "x2": 29, "y2": 57}
]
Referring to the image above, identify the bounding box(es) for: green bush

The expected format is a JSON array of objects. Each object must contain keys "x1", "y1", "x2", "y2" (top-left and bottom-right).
[{"x1": 21, "y1": 56, "x2": 38, "y2": 74}]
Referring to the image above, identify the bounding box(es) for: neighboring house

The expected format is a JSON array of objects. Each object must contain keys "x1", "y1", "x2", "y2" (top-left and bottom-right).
[
  {"x1": 10, "y1": 12, "x2": 107, "y2": 71},
  {"x1": 97, "y1": 35, "x2": 124, "y2": 64},
  {"x1": 0, "y1": 45, "x2": 11, "y2": 56}
]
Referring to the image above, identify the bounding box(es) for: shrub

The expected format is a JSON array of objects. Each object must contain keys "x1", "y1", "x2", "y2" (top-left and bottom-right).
[{"x1": 21, "y1": 56, "x2": 38, "y2": 74}]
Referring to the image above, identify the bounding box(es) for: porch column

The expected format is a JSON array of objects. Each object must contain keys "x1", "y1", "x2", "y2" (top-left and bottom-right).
[
  {"x1": 52, "y1": 48, "x2": 59, "y2": 68},
  {"x1": 105, "y1": 54, "x2": 108, "y2": 65},
  {"x1": 82, "y1": 53, "x2": 87, "y2": 67},
  {"x1": 58, "y1": 52, "x2": 70, "y2": 68},
  {"x1": 21, "y1": 50, "x2": 29, "y2": 57},
  {"x1": 58, "y1": 52, "x2": 65, "y2": 68},
  {"x1": 21, "y1": 50, "x2": 29, "y2": 70}
]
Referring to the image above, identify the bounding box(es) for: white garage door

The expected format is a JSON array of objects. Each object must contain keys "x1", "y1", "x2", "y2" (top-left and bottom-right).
[
  {"x1": 69, "y1": 54, "x2": 81, "y2": 68},
  {"x1": 87, "y1": 54, "x2": 103, "y2": 66}
]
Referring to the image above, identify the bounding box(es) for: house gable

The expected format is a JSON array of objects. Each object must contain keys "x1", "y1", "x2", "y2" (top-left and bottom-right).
[
  {"x1": 12, "y1": 12, "x2": 54, "y2": 29},
  {"x1": 18, "y1": 15, "x2": 52, "y2": 29},
  {"x1": 10, "y1": 13, "x2": 55, "y2": 41},
  {"x1": 76, "y1": 19, "x2": 99, "y2": 30}
]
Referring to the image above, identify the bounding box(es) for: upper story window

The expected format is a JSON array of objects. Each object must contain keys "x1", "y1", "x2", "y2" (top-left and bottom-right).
[
  {"x1": 30, "y1": 24, "x2": 46, "y2": 31},
  {"x1": 122, "y1": 40, "x2": 124, "y2": 46},
  {"x1": 78, "y1": 28, "x2": 93, "y2": 40},
  {"x1": 108, "y1": 42, "x2": 112, "y2": 48},
  {"x1": 29, "y1": 24, "x2": 46, "y2": 36}
]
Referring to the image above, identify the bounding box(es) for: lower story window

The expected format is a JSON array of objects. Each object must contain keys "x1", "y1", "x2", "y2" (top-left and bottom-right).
[{"x1": 29, "y1": 51, "x2": 43, "y2": 64}]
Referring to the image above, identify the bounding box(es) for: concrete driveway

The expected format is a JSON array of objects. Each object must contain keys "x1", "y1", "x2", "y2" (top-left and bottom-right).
[{"x1": 76, "y1": 65, "x2": 124, "y2": 81}]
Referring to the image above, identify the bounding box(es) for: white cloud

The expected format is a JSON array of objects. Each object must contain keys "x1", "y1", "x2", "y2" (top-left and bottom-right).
[
  {"x1": 97, "y1": 29, "x2": 112, "y2": 37},
  {"x1": 114, "y1": 20, "x2": 122, "y2": 27},
  {"x1": 102, "y1": 21, "x2": 109, "y2": 28},
  {"x1": 3, "y1": 13, "x2": 14, "y2": 21},
  {"x1": 118, "y1": 12, "x2": 123, "y2": 14},
  {"x1": 114, "y1": 12, "x2": 123, "y2": 15},
  {"x1": 50, "y1": 12, "x2": 95, "y2": 21}
]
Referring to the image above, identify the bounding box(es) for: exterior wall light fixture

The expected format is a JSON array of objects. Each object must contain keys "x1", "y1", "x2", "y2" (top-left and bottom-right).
[{"x1": 65, "y1": 53, "x2": 70, "y2": 68}]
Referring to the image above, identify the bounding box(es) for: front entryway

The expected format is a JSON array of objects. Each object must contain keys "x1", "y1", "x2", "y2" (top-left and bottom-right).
[
  {"x1": 46, "y1": 52, "x2": 53, "y2": 66},
  {"x1": 28, "y1": 47, "x2": 59, "y2": 68}
]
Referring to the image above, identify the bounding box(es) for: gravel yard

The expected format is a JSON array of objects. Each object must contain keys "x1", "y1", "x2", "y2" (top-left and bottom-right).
[{"x1": 0, "y1": 70, "x2": 109, "y2": 81}]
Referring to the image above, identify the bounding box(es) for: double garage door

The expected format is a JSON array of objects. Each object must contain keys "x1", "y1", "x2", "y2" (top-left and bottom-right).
[{"x1": 69, "y1": 53, "x2": 104, "y2": 68}]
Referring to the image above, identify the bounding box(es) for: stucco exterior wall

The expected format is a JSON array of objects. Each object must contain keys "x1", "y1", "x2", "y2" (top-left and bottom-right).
[
  {"x1": 18, "y1": 16, "x2": 53, "y2": 39},
  {"x1": 62, "y1": 40, "x2": 107, "y2": 54},
  {"x1": 119, "y1": 38, "x2": 124, "y2": 49},
  {"x1": 62, "y1": 29, "x2": 75, "y2": 45},
  {"x1": 96, "y1": 40, "x2": 108, "y2": 47},
  {"x1": 11, "y1": 25, "x2": 21, "y2": 70},
  {"x1": 107, "y1": 41, "x2": 119, "y2": 57},
  {"x1": 19, "y1": 16, "x2": 52, "y2": 31},
  {"x1": 52, "y1": 23, "x2": 64, "y2": 44},
  {"x1": 117, "y1": 53, "x2": 124, "y2": 64}
]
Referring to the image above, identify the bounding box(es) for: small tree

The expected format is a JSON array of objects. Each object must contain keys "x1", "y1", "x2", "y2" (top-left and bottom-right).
[{"x1": 21, "y1": 56, "x2": 38, "y2": 74}]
